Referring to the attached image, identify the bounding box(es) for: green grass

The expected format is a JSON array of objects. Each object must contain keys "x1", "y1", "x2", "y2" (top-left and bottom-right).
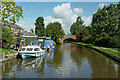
[
  {"x1": 0, "y1": 48, "x2": 14, "y2": 54},
  {"x1": 109, "y1": 48, "x2": 120, "y2": 52},
  {"x1": 93, "y1": 46, "x2": 120, "y2": 58},
  {"x1": 75, "y1": 42, "x2": 120, "y2": 58}
]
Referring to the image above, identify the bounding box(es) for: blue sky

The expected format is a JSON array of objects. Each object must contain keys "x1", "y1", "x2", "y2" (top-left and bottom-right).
[{"x1": 16, "y1": 2, "x2": 118, "y2": 34}]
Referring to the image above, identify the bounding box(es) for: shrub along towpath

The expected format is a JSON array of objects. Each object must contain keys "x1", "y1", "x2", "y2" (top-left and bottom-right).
[{"x1": 74, "y1": 42, "x2": 120, "y2": 63}]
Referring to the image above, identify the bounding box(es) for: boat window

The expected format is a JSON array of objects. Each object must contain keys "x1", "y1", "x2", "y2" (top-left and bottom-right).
[
  {"x1": 29, "y1": 42, "x2": 40, "y2": 46},
  {"x1": 34, "y1": 48, "x2": 40, "y2": 51},
  {"x1": 27, "y1": 48, "x2": 33, "y2": 51},
  {"x1": 19, "y1": 48, "x2": 26, "y2": 51}
]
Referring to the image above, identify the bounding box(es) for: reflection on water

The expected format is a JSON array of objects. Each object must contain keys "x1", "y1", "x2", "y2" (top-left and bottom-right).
[{"x1": 2, "y1": 43, "x2": 120, "y2": 78}]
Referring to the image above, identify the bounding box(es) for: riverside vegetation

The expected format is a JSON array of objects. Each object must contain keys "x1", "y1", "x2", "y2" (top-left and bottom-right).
[{"x1": 70, "y1": 3, "x2": 120, "y2": 59}]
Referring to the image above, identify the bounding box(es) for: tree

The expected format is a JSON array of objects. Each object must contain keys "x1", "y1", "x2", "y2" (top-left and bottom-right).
[
  {"x1": 70, "y1": 16, "x2": 85, "y2": 35},
  {"x1": 0, "y1": 24, "x2": 2, "y2": 48},
  {"x1": 2, "y1": 27, "x2": 16, "y2": 49},
  {"x1": 117, "y1": 2, "x2": 120, "y2": 32},
  {"x1": 30, "y1": 29, "x2": 34, "y2": 33},
  {"x1": 92, "y1": 4, "x2": 118, "y2": 38},
  {"x1": 76, "y1": 27, "x2": 89, "y2": 41},
  {"x1": 91, "y1": 3, "x2": 119, "y2": 47},
  {"x1": 35, "y1": 17, "x2": 45, "y2": 37},
  {"x1": 0, "y1": 1, "x2": 23, "y2": 49},
  {"x1": 0, "y1": 2, "x2": 24, "y2": 25},
  {"x1": 46, "y1": 22, "x2": 65, "y2": 44}
]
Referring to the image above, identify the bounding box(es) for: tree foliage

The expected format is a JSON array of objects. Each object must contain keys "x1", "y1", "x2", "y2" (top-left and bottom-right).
[
  {"x1": 0, "y1": 2, "x2": 24, "y2": 24},
  {"x1": 2, "y1": 27, "x2": 16, "y2": 49},
  {"x1": 117, "y1": 2, "x2": 120, "y2": 31},
  {"x1": 92, "y1": 4, "x2": 119, "y2": 38},
  {"x1": 0, "y1": 1, "x2": 23, "y2": 49},
  {"x1": 70, "y1": 16, "x2": 89, "y2": 41},
  {"x1": 30, "y1": 29, "x2": 34, "y2": 33},
  {"x1": 70, "y1": 16, "x2": 85, "y2": 35},
  {"x1": 35, "y1": 17, "x2": 45, "y2": 37},
  {"x1": 91, "y1": 3, "x2": 120, "y2": 47},
  {"x1": 46, "y1": 22, "x2": 65, "y2": 44},
  {"x1": 76, "y1": 27, "x2": 89, "y2": 41}
]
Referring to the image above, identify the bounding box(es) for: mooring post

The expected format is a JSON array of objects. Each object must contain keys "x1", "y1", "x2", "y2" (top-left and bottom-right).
[
  {"x1": 8, "y1": 51, "x2": 10, "y2": 59},
  {"x1": 14, "y1": 50, "x2": 15, "y2": 58},
  {"x1": 3, "y1": 52, "x2": 5, "y2": 61}
]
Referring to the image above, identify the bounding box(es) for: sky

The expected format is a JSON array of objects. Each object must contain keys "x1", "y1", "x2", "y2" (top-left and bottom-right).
[{"x1": 15, "y1": 2, "x2": 118, "y2": 34}]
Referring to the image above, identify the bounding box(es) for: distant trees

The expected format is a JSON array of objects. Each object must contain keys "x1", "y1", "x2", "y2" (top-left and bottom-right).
[
  {"x1": 30, "y1": 29, "x2": 34, "y2": 33},
  {"x1": 70, "y1": 3, "x2": 120, "y2": 47},
  {"x1": 76, "y1": 28, "x2": 89, "y2": 41},
  {"x1": 46, "y1": 22, "x2": 65, "y2": 44},
  {"x1": 70, "y1": 16, "x2": 85, "y2": 35},
  {"x1": 34, "y1": 17, "x2": 65, "y2": 44},
  {"x1": 70, "y1": 16, "x2": 89, "y2": 41},
  {"x1": 35, "y1": 17, "x2": 46, "y2": 37}
]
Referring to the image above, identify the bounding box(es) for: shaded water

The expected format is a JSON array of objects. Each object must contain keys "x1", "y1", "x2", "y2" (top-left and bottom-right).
[{"x1": 2, "y1": 43, "x2": 120, "y2": 78}]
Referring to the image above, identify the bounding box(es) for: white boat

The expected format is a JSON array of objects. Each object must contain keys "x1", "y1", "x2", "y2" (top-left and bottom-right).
[{"x1": 17, "y1": 45, "x2": 45, "y2": 59}]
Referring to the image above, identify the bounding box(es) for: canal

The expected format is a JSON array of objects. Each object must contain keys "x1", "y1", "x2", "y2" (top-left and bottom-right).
[{"x1": 2, "y1": 43, "x2": 120, "y2": 78}]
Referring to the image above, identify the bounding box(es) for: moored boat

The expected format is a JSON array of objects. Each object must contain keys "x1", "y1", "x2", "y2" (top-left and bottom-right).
[
  {"x1": 44, "y1": 40, "x2": 55, "y2": 51},
  {"x1": 17, "y1": 45, "x2": 45, "y2": 59},
  {"x1": 28, "y1": 40, "x2": 44, "y2": 49}
]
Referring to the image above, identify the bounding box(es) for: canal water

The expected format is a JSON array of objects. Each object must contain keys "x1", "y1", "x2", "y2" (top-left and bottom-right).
[{"x1": 2, "y1": 43, "x2": 120, "y2": 78}]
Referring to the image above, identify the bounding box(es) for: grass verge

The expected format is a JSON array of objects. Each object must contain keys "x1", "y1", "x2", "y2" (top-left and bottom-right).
[
  {"x1": 74, "y1": 42, "x2": 120, "y2": 58},
  {"x1": 0, "y1": 48, "x2": 14, "y2": 54}
]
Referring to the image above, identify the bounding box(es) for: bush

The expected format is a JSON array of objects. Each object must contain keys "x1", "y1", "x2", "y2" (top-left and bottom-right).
[
  {"x1": 55, "y1": 38, "x2": 61, "y2": 44},
  {"x1": 94, "y1": 37, "x2": 110, "y2": 47},
  {"x1": 82, "y1": 35, "x2": 94, "y2": 43},
  {"x1": 54, "y1": 41, "x2": 56, "y2": 46},
  {"x1": 76, "y1": 27, "x2": 89, "y2": 41},
  {"x1": 109, "y1": 35, "x2": 120, "y2": 47}
]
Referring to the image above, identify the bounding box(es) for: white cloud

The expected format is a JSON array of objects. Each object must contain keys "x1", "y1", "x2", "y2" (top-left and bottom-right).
[
  {"x1": 44, "y1": 3, "x2": 78, "y2": 34},
  {"x1": 81, "y1": 16, "x2": 92, "y2": 26},
  {"x1": 98, "y1": 3, "x2": 107, "y2": 8},
  {"x1": 53, "y1": 3, "x2": 74, "y2": 18},
  {"x1": 44, "y1": 3, "x2": 92, "y2": 34},
  {"x1": 73, "y1": 8, "x2": 83, "y2": 14},
  {"x1": 44, "y1": 16, "x2": 63, "y2": 27},
  {"x1": 17, "y1": 3, "x2": 92, "y2": 34},
  {"x1": 16, "y1": 21, "x2": 35, "y2": 32}
]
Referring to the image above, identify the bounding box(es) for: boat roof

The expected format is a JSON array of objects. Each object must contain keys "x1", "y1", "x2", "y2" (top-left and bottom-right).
[
  {"x1": 29, "y1": 40, "x2": 41, "y2": 43},
  {"x1": 22, "y1": 45, "x2": 40, "y2": 48}
]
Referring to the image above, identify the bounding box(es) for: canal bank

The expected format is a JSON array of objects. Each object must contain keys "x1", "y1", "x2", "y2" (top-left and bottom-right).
[
  {"x1": 74, "y1": 42, "x2": 120, "y2": 63},
  {"x1": 0, "y1": 52, "x2": 18, "y2": 63}
]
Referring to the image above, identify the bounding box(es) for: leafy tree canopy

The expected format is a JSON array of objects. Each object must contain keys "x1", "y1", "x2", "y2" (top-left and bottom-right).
[
  {"x1": 0, "y1": 2, "x2": 24, "y2": 25},
  {"x1": 35, "y1": 17, "x2": 45, "y2": 37},
  {"x1": 76, "y1": 27, "x2": 89, "y2": 41},
  {"x1": 30, "y1": 29, "x2": 34, "y2": 33},
  {"x1": 70, "y1": 16, "x2": 85, "y2": 35},
  {"x1": 92, "y1": 4, "x2": 119, "y2": 38},
  {"x1": 2, "y1": 27, "x2": 16, "y2": 49},
  {"x1": 46, "y1": 22, "x2": 65, "y2": 43}
]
